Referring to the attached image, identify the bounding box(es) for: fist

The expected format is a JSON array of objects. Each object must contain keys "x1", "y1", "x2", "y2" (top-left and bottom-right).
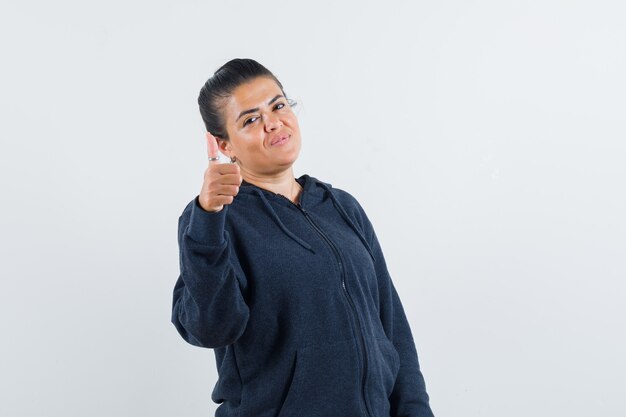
[{"x1": 198, "y1": 132, "x2": 243, "y2": 212}]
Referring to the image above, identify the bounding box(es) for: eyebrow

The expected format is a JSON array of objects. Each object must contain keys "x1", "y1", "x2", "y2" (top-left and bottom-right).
[{"x1": 236, "y1": 94, "x2": 284, "y2": 122}]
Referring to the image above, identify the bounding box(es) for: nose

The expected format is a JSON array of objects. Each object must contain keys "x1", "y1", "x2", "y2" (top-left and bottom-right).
[{"x1": 263, "y1": 112, "x2": 283, "y2": 132}]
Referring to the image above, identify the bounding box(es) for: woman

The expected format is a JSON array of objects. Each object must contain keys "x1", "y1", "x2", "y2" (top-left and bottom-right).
[{"x1": 171, "y1": 58, "x2": 435, "y2": 417}]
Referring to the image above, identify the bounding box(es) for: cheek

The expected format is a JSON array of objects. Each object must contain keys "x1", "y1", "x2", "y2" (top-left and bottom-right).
[{"x1": 286, "y1": 114, "x2": 300, "y2": 129}]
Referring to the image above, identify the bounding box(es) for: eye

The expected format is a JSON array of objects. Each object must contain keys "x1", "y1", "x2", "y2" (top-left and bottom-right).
[
  {"x1": 243, "y1": 116, "x2": 258, "y2": 127},
  {"x1": 243, "y1": 103, "x2": 286, "y2": 127}
]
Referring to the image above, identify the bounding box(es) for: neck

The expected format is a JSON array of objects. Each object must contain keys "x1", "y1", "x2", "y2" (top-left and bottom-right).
[{"x1": 241, "y1": 168, "x2": 302, "y2": 203}]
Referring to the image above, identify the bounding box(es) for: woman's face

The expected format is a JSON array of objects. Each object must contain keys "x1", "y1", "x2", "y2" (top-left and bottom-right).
[{"x1": 218, "y1": 76, "x2": 302, "y2": 177}]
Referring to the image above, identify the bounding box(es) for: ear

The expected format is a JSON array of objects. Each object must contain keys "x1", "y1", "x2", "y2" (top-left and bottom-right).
[{"x1": 215, "y1": 137, "x2": 233, "y2": 159}]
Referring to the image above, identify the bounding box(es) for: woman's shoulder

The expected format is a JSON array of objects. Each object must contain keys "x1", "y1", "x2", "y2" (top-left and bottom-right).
[
  {"x1": 330, "y1": 186, "x2": 363, "y2": 211},
  {"x1": 308, "y1": 175, "x2": 362, "y2": 206},
  {"x1": 309, "y1": 175, "x2": 371, "y2": 227}
]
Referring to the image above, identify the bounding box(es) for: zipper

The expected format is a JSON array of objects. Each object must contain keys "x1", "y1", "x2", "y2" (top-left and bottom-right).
[{"x1": 275, "y1": 193, "x2": 372, "y2": 417}]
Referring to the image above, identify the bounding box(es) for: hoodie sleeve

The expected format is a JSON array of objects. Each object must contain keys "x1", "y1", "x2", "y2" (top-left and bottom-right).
[
  {"x1": 171, "y1": 196, "x2": 250, "y2": 349},
  {"x1": 348, "y1": 196, "x2": 435, "y2": 417}
]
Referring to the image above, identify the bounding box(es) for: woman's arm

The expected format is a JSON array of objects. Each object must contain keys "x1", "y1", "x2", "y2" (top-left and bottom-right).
[
  {"x1": 378, "y1": 263, "x2": 435, "y2": 417},
  {"x1": 345, "y1": 194, "x2": 435, "y2": 417},
  {"x1": 171, "y1": 196, "x2": 250, "y2": 348}
]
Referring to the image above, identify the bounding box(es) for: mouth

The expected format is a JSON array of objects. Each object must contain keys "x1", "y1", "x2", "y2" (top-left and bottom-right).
[{"x1": 270, "y1": 134, "x2": 290, "y2": 146}]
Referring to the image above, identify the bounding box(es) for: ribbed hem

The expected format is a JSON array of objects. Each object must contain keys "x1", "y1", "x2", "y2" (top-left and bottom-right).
[{"x1": 187, "y1": 196, "x2": 228, "y2": 246}]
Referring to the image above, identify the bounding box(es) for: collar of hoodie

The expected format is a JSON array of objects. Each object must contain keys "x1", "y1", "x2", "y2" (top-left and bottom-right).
[{"x1": 239, "y1": 175, "x2": 376, "y2": 263}]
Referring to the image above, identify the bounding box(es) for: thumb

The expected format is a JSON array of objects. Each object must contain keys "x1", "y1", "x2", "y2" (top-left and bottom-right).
[{"x1": 206, "y1": 131, "x2": 220, "y2": 164}]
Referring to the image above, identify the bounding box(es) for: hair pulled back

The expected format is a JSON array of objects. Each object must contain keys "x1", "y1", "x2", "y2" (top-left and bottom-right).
[{"x1": 198, "y1": 58, "x2": 296, "y2": 141}]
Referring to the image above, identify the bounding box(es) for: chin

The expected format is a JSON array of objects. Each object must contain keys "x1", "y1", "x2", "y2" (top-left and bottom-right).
[{"x1": 276, "y1": 156, "x2": 299, "y2": 167}]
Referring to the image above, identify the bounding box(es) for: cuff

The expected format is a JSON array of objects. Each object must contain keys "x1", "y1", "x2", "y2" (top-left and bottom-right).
[{"x1": 187, "y1": 196, "x2": 228, "y2": 246}]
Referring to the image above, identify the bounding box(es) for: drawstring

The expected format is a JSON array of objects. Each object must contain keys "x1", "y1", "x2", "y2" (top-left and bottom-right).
[
  {"x1": 247, "y1": 180, "x2": 376, "y2": 264},
  {"x1": 253, "y1": 188, "x2": 316, "y2": 254},
  {"x1": 316, "y1": 182, "x2": 377, "y2": 264}
]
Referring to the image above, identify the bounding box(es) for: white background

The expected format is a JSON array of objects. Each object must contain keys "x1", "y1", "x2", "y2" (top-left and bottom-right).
[{"x1": 1, "y1": 1, "x2": 625, "y2": 416}]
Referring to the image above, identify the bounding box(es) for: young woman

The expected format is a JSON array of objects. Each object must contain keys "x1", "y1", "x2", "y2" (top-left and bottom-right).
[{"x1": 171, "y1": 58, "x2": 435, "y2": 417}]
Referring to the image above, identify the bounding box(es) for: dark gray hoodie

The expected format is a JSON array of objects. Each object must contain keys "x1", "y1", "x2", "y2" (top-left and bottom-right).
[{"x1": 171, "y1": 173, "x2": 435, "y2": 417}]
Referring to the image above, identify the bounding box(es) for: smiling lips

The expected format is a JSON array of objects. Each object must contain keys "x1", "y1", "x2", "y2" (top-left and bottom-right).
[{"x1": 270, "y1": 134, "x2": 290, "y2": 146}]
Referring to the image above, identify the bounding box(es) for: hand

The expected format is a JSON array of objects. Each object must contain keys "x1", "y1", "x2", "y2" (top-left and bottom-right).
[{"x1": 198, "y1": 132, "x2": 242, "y2": 212}]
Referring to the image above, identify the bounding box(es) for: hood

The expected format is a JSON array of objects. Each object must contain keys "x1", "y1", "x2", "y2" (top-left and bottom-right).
[{"x1": 238, "y1": 174, "x2": 376, "y2": 263}]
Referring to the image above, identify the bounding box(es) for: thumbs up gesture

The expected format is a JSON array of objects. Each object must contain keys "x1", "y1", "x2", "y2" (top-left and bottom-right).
[{"x1": 198, "y1": 132, "x2": 243, "y2": 213}]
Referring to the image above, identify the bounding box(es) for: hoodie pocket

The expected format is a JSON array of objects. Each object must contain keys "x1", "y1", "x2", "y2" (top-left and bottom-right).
[
  {"x1": 374, "y1": 337, "x2": 401, "y2": 398},
  {"x1": 276, "y1": 337, "x2": 363, "y2": 417}
]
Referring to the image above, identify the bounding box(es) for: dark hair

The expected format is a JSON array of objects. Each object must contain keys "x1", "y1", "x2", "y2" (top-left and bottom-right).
[{"x1": 198, "y1": 58, "x2": 297, "y2": 141}]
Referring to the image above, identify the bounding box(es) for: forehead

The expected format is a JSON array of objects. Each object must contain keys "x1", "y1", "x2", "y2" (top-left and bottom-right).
[{"x1": 224, "y1": 77, "x2": 282, "y2": 121}]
